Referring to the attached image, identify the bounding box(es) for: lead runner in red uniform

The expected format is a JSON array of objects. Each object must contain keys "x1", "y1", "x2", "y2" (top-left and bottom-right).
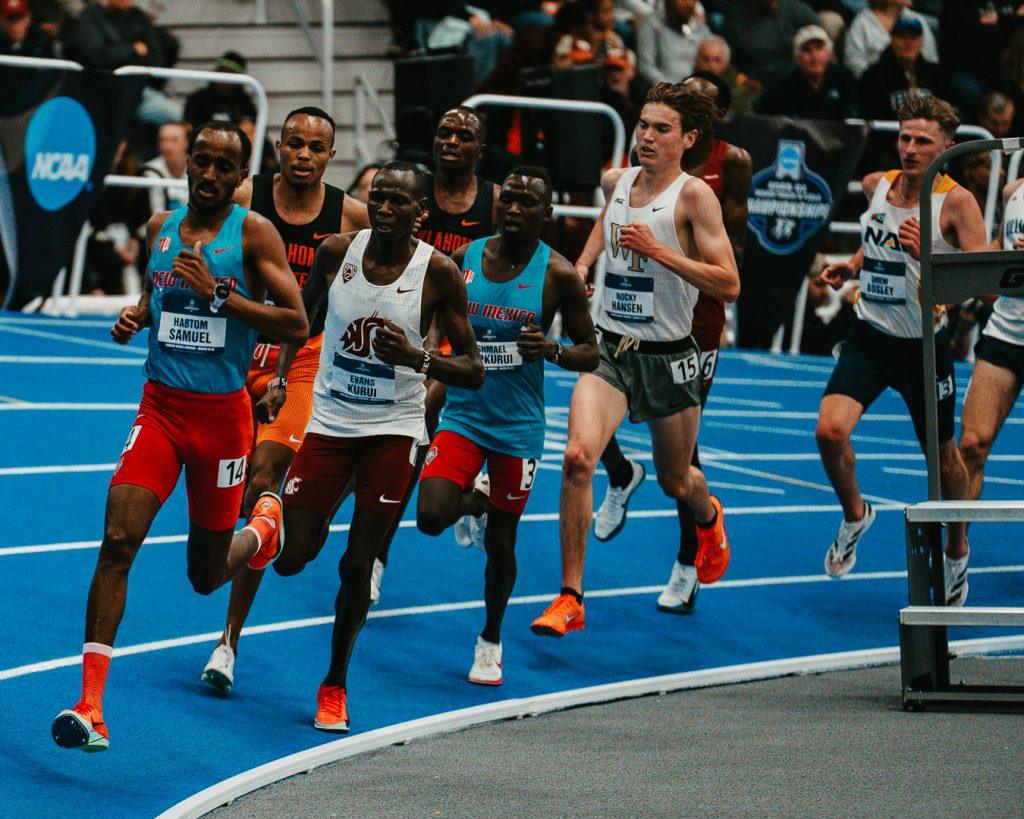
[{"x1": 590, "y1": 73, "x2": 751, "y2": 612}]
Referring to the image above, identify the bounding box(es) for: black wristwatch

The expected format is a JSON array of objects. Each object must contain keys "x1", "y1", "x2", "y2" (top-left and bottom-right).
[{"x1": 210, "y1": 281, "x2": 231, "y2": 313}]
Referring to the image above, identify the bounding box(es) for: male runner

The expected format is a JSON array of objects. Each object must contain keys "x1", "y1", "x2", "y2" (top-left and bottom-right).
[
  {"x1": 955, "y1": 178, "x2": 1024, "y2": 605},
  {"x1": 531, "y1": 82, "x2": 739, "y2": 637},
  {"x1": 592, "y1": 71, "x2": 752, "y2": 614},
  {"x1": 816, "y1": 95, "x2": 988, "y2": 582},
  {"x1": 417, "y1": 167, "x2": 598, "y2": 684},
  {"x1": 201, "y1": 106, "x2": 370, "y2": 694},
  {"x1": 51, "y1": 123, "x2": 308, "y2": 752},
  {"x1": 271, "y1": 162, "x2": 483, "y2": 732}
]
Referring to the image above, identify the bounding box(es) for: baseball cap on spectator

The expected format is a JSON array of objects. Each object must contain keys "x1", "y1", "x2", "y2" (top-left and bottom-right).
[
  {"x1": 891, "y1": 17, "x2": 924, "y2": 37},
  {"x1": 215, "y1": 51, "x2": 248, "y2": 74},
  {"x1": 0, "y1": 0, "x2": 29, "y2": 18},
  {"x1": 793, "y1": 25, "x2": 831, "y2": 55}
]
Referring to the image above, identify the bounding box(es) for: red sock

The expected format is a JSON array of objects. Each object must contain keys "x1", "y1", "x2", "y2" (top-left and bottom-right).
[{"x1": 75, "y1": 643, "x2": 112, "y2": 719}]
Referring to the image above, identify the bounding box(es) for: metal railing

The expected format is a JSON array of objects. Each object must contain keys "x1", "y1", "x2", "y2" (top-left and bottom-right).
[{"x1": 353, "y1": 73, "x2": 397, "y2": 168}]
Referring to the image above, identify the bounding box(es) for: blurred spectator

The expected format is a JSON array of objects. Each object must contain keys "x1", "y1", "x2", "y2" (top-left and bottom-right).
[
  {"x1": 977, "y1": 90, "x2": 1015, "y2": 138},
  {"x1": 720, "y1": 0, "x2": 819, "y2": 90},
  {"x1": 413, "y1": 2, "x2": 515, "y2": 80},
  {"x1": 757, "y1": 25, "x2": 857, "y2": 118},
  {"x1": 507, "y1": 0, "x2": 559, "y2": 33},
  {"x1": 939, "y1": 0, "x2": 1024, "y2": 119},
  {"x1": 783, "y1": 261, "x2": 857, "y2": 355},
  {"x1": 949, "y1": 149, "x2": 1000, "y2": 218},
  {"x1": 692, "y1": 35, "x2": 755, "y2": 114},
  {"x1": 843, "y1": 1, "x2": 937, "y2": 79},
  {"x1": 141, "y1": 121, "x2": 188, "y2": 215},
  {"x1": 0, "y1": 0, "x2": 54, "y2": 57},
  {"x1": 27, "y1": 0, "x2": 85, "y2": 41},
  {"x1": 348, "y1": 163, "x2": 383, "y2": 203},
  {"x1": 635, "y1": 0, "x2": 710, "y2": 85},
  {"x1": 238, "y1": 116, "x2": 280, "y2": 175},
  {"x1": 857, "y1": 16, "x2": 944, "y2": 121},
  {"x1": 183, "y1": 51, "x2": 257, "y2": 129},
  {"x1": 64, "y1": 0, "x2": 183, "y2": 125}
]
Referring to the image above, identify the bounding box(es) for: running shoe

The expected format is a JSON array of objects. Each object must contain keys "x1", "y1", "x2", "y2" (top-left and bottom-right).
[
  {"x1": 530, "y1": 593, "x2": 585, "y2": 637},
  {"x1": 468, "y1": 636, "x2": 503, "y2": 686},
  {"x1": 455, "y1": 473, "x2": 490, "y2": 549},
  {"x1": 594, "y1": 460, "x2": 645, "y2": 541},
  {"x1": 944, "y1": 550, "x2": 969, "y2": 607},
  {"x1": 51, "y1": 705, "x2": 109, "y2": 752},
  {"x1": 694, "y1": 494, "x2": 730, "y2": 584},
  {"x1": 201, "y1": 643, "x2": 235, "y2": 695},
  {"x1": 314, "y1": 684, "x2": 349, "y2": 733},
  {"x1": 656, "y1": 561, "x2": 699, "y2": 613},
  {"x1": 370, "y1": 558, "x2": 384, "y2": 605},
  {"x1": 245, "y1": 491, "x2": 284, "y2": 571},
  {"x1": 824, "y1": 501, "x2": 875, "y2": 578}
]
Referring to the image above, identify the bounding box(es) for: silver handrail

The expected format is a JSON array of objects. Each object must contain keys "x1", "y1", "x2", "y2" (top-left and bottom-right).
[
  {"x1": 0, "y1": 53, "x2": 83, "y2": 71},
  {"x1": 353, "y1": 73, "x2": 397, "y2": 167},
  {"x1": 322, "y1": 0, "x2": 334, "y2": 117}
]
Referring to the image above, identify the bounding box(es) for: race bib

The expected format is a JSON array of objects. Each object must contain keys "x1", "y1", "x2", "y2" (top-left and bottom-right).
[
  {"x1": 479, "y1": 340, "x2": 523, "y2": 371},
  {"x1": 157, "y1": 292, "x2": 226, "y2": 354},
  {"x1": 699, "y1": 349, "x2": 719, "y2": 383},
  {"x1": 671, "y1": 350, "x2": 700, "y2": 385},
  {"x1": 603, "y1": 272, "x2": 654, "y2": 324},
  {"x1": 860, "y1": 257, "x2": 907, "y2": 304},
  {"x1": 329, "y1": 352, "x2": 396, "y2": 405}
]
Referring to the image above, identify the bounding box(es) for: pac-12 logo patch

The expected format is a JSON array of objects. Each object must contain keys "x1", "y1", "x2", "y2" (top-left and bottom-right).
[
  {"x1": 463, "y1": 267, "x2": 475, "y2": 284},
  {"x1": 342, "y1": 263, "x2": 357, "y2": 284},
  {"x1": 158, "y1": 236, "x2": 171, "y2": 253},
  {"x1": 425, "y1": 445, "x2": 438, "y2": 466}
]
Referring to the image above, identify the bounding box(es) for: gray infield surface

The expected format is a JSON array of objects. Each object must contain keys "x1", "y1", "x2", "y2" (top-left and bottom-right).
[{"x1": 213, "y1": 660, "x2": 1024, "y2": 817}]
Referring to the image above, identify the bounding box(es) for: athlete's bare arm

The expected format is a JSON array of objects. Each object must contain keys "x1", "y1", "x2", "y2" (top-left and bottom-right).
[
  {"x1": 820, "y1": 172, "x2": 883, "y2": 290},
  {"x1": 519, "y1": 251, "x2": 598, "y2": 372},
  {"x1": 489, "y1": 181, "x2": 501, "y2": 227},
  {"x1": 575, "y1": 168, "x2": 626, "y2": 275},
  {"x1": 898, "y1": 184, "x2": 990, "y2": 259},
  {"x1": 340, "y1": 196, "x2": 370, "y2": 232},
  {"x1": 616, "y1": 177, "x2": 740, "y2": 301},
  {"x1": 232, "y1": 177, "x2": 254, "y2": 209},
  {"x1": 722, "y1": 146, "x2": 752, "y2": 265},
  {"x1": 111, "y1": 212, "x2": 168, "y2": 343}
]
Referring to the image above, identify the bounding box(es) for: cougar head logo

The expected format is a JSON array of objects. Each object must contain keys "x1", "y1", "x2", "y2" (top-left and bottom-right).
[{"x1": 341, "y1": 312, "x2": 388, "y2": 358}]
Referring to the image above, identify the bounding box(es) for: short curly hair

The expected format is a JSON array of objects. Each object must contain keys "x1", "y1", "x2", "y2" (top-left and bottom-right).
[
  {"x1": 897, "y1": 94, "x2": 960, "y2": 139},
  {"x1": 645, "y1": 82, "x2": 719, "y2": 142}
]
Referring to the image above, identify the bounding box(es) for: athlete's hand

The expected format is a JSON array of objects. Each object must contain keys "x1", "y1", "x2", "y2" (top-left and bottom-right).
[
  {"x1": 617, "y1": 222, "x2": 659, "y2": 258},
  {"x1": 173, "y1": 241, "x2": 217, "y2": 300},
  {"x1": 373, "y1": 319, "x2": 420, "y2": 368},
  {"x1": 412, "y1": 210, "x2": 428, "y2": 235},
  {"x1": 575, "y1": 260, "x2": 595, "y2": 297},
  {"x1": 517, "y1": 323, "x2": 552, "y2": 362},
  {"x1": 819, "y1": 261, "x2": 854, "y2": 290},
  {"x1": 254, "y1": 387, "x2": 287, "y2": 424},
  {"x1": 111, "y1": 305, "x2": 149, "y2": 343},
  {"x1": 898, "y1": 216, "x2": 921, "y2": 260}
]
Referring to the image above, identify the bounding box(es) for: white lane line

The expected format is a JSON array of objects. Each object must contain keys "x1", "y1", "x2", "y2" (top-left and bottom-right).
[
  {"x1": 884, "y1": 466, "x2": 1024, "y2": 487},
  {"x1": 643, "y1": 473, "x2": 784, "y2": 496},
  {"x1": 158, "y1": 631, "x2": 1024, "y2": 819},
  {"x1": 0, "y1": 322, "x2": 145, "y2": 354},
  {"x1": 0, "y1": 394, "x2": 27, "y2": 404},
  {"x1": 706, "y1": 396, "x2": 784, "y2": 409},
  {"x1": 0, "y1": 355, "x2": 143, "y2": 365},
  {"x1": 704, "y1": 459, "x2": 904, "y2": 507},
  {"x1": 0, "y1": 402, "x2": 138, "y2": 411},
  {"x1": 713, "y1": 377, "x2": 826, "y2": 388},
  {"x1": 0, "y1": 317, "x2": 117, "y2": 328},
  {"x1": 733, "y1": 353, "x2": 835, "y2": 374},
  {"x1": 701, "y1": 452, "x2": 1024, "y2": 463},
  {"x1": 707, "y1": 409, "x2": 1024, "y2": 425},
  {"x1": 706, "y1": 420, "x2": 920, "y2": 448},
  {"x1": 0, "y1": 463, "x2": 115, "y2": 477},
  {"x1": 6, "y1": 562, "x2": 1023, "y2": 683},
  {"x1": 0, "y1": 504, "x2": 907, "y2": 559}
]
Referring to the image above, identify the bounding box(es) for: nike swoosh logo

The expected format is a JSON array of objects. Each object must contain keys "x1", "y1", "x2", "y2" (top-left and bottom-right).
[
  {"x1": 652, "y1": 207, "x2": 666, "y2": 212},
  {"x1": 461, "y1": 219, "x2": 480, "y2": 227},
  {"x1": 312, "y1": 232, "x2": 332, "y2": 240},
  {"x1": 214, "y1": 247, "x2": 233, "y2": 254},
  {"x1": 397, "y1": 287, "x2": 416, "y2": 294},
  {"x1": 379, "y1": 494, "x2": 401, "y2": 504},
  {"x1": 565, "y1": 613, "x2": 578, "y2": 623},
  {"x1": 517, "y1": 283, "x2": 533, "y2": 289},
  {"x1": 289, "y1": 435, "x2": 302, "y2": 444},
  {"x1": 507, "y1": 493, "x2": 526, "y2": 500}
]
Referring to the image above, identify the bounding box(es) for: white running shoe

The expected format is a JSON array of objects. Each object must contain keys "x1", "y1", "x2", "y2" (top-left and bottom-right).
[
  {"x1": 656, "y1": 561, "x2": 699, "y2": 614},
  {"x1": 594, "y1": 460, "x2": 646, "y2": 541},
  {"x1": 468, "y1": 636, "x2": 503, "y2": 685},
  {"x1": 944, "y1": 550, "x2": 969, "y2": 607},
  {"x1": 455, "y1": 473, "x2": 490, "y2": 549},
  {"x1": 202, "y1": 643, "x2": 235, "y2": 695},
  {"x1": 370, "y1": 558, "x2": 384, "y2": 605},
  {"x1": 824, "y1": 501, "x2": 876, "y2": 578}
]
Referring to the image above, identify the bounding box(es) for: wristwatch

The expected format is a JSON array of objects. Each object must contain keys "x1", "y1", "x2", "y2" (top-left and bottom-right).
[
  {"x1": 267, "y1": 376, "x2": 287, "y2": 391},
  {"x1": 546, "y1": 340, "x2": 564, "y2": 364},
  {"x1": 210, "y1": 280, "x2": 231, "y2": 313}
]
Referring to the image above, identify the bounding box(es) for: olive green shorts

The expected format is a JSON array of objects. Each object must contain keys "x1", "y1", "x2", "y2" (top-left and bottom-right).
[{"x1": 593, "y1": 334, "x2": 703, "y2": 423}]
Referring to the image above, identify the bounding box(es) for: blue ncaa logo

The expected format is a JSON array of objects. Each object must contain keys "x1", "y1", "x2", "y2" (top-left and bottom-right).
[{"x1": 25, "y1": 97, "x2": 96, "y2": 211}]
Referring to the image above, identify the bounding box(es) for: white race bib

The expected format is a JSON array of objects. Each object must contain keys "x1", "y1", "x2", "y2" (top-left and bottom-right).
[
  {"x1": 603, "y1": 272, "x2": 655, "y2": 324},
  {"x1": 479, "y1": 341, "x2": 523, "y2": 371},
  {"x1": 860, "y1": 258, "x2": 907, "y2": 304},
  {"x1": 329, "y1": 352, "x2": 396, "y2": 405},
  {"x1": 157, "y1": 292, "x2": 226, "y2": 354},
  {"x1": 671, "y1": 350, "x2": 700, "y2": 385}
]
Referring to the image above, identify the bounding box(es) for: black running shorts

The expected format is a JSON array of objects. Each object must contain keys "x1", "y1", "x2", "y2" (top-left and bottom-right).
[{"x1": 975, "y1": 333, "x2": 1024, "y2": 384}]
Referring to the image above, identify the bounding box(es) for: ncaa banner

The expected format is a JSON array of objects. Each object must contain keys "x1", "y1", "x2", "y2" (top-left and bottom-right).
[
  {"x1": 717, "y1": 115, "x2": 868, "y2": 349},
  {"x1": 0, "y1": 67, "x2": 142, "y2": 310}
]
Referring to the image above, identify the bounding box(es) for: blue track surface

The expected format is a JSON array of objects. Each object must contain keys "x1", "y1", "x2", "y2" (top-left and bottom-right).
[{"x1": 2, "y1": 313, "x2": 1022, "y2": 816}]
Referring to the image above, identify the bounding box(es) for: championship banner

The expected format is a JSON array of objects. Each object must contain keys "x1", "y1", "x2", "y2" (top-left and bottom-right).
[
  {"x1": 0, "y1": 66, "x2": 142, "y2": 310},
  {"x1": 717, "y1": 115, "x2": 869, "y2": 349}
]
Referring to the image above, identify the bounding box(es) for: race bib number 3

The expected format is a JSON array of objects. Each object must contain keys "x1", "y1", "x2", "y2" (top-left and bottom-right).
[
  {"x1": 671, "y1": 351, "x2": 700, "y2": 385},
  {"x1": 157, "y1": 293, "x2": 227, "y2": 354},
  {"x1": 217, "y1": 455, "x2": 246, "y2": 488},
  {"x1": 603, "y1": 272, "x2": 654, "y2": 324},
  {"x1": 860, "y1": 258, "x2": 907, "y2": 304}
]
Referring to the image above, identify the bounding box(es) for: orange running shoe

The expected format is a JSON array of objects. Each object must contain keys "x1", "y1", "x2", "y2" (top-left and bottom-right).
[
  {"x1": 245, "y1": 491, "x2": 284, "y2": 571},
  {"x1": 51, "y1": 702, "x2": 109, "y2": 752},
  {"x1": 695, "y1": 494, "x2": 730, "y2": 584},
  {"x1": 314, "y1": 684, "x2": 349, "y2": 733},
  {"x1": 530, "y1": 593, "x2": 585, "y2": 638}
]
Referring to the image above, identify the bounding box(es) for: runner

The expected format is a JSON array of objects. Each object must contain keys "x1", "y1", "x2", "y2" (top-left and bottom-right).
[
  {"x1": 591, "y1": 70, "x2": 752, "y2": 614},
  {"x1": 416, "y1": 167, "x2": 598, "y2": 684},
  {"x1": 271, "y1": 162, "x2": 483, "y2": 732},
  {"x1": 956, "y1": 177, "x2": 1024, "y2": 605},
  {"x1": 51, "y1": 123, "x2": 308, "y2": 752},
  {"x1": 368, "y1": 105, "x2": 501, "y2": 599},
  {"x1": 816, "y1": 95, "x2": 988, "y2": 584},
  {"x1": 530, "y1": 82, "x2": 739, "y2": 638},
  {"x1": 200, "y1": 106, "x2": 370, "y2": 695}
]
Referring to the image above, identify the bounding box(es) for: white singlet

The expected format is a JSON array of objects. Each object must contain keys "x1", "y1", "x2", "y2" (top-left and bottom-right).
[
  {"x1": 600, "y1": 166, "x2": 699, "y2": 341},
  {"x1": 308, "y1": 229, "x2": 430, "y2": 442},
  {"x1": 854, "y1": 170, "x2": 958, "y2": 339},
  {"x1": 984, "y1": 182, "x2": 1024, "y2": 348}
]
